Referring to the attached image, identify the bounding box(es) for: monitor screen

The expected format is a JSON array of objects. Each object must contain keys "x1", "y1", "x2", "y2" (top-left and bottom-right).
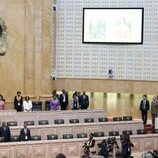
[{"x1": 82, "y1": 8, "x2": 144, "y2": 44}]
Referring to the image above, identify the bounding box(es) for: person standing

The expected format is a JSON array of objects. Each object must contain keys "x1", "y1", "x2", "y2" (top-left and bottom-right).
[
  {"x1": 83, "y1": 133, "x2": 96, "y2": 155},
  {"x1": 14, "y1": 91, "x2": 23, "y2": 112},
  {"x1": 79, "y1": 91, "x2": 89, "y2": 109},
  {"x1": 0, "y1": 121, "x2": 11, "y2": 142},
  {"x1": 23, "y1": 96, "x2": 32, "y2": 112},
  {"x1": 19, "y1": 122, "x2": 31, "y2": 141},
  {"x1": 0, "y1": 94, "x2": 5, "y2": 110},
  {"x1": 50, "y1": 95, "x2": 60, "y2": 111},
  {"x1": 59, "y1": 89, "x2": 68, "y2": 110},
  {"x1": 140, "y1": 95, "x2": 150, "y2": 124},
  {"x1": 52, "y1": 89, "x2": 59, "y2": 99},
  {"x1": 151, "y1": 96, "x2": 158, "y2": 128},
  {"x1": 71, "y1": 94, "x2": 79, "y2": 110}
]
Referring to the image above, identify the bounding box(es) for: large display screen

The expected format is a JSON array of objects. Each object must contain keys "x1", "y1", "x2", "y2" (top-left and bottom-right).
[{"x1": 82, "y1": 8, "x2": 144, "y2": 44}]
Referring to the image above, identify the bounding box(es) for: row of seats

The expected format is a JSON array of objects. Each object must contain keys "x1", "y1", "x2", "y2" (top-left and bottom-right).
[
  {"x1": 31, "y1": 101, "x2": 136, "y2": 119},
  {"x1": 31, "y1": 100, "x2": 54, "y2": 111},
  {"x1": 0, "y1": 135, "x2": 42, "y2": 142},
  {"x1": 6, "y1": 116, "x2": 133, "y2": 126},
  {"x1": 30, "y1": 100, "x2": 51, "y2": 111},
  {"x1": 1, "y1": 128, "x2": 158, "y2": 143}
]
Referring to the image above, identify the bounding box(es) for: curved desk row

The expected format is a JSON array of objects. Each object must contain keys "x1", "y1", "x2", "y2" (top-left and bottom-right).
[
  {"x1": 9, "y1": 120, "x2": 143, "y2": 139},
  {"x1": 0, "y1": 109, "x2": 106, "y2": 125},
  {"x1": 0, "y1": 134, "x2": 157, "y2": 158}
]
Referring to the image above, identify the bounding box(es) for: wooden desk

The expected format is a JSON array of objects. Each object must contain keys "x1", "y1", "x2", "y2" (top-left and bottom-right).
[
  {"x1": 0, "y1": 109, "x2": 106, "y2": 125},
  {"x1": 0, "y1": 134, "x2": 157, "y2": 158},
  {"x1": 10, "y1": 120, "x2": 143, "y2": 139}
]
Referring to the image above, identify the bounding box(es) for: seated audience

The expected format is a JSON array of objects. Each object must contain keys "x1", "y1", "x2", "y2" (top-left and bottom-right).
[
  {"x1": 0, "y1": 121, "x2": 11, "y2": 142},
  {"x1": 0, "y1": 94, "x2": 5, "y2": 110},
  {"x1": 23, "y1": 96, "x2": 32, "y2": 112},
  {"x1": 19, "y1": 122, "x2": 31, "y2": 141},
  {"x1": 55, "y1": 153, "x2": 66, "y2": 158},
  {"x1": 14, "y1": 91, "x2": 23, "y2": 112},
  {"x1": 79, "y1": 91, "x2": 89, "y2": 109},
  {"x1": 50, "y1": 95, "x2": 60, "y2": 111},
  {"x1": 71, "y1": 94, "x2": 79, "y2": 110}
]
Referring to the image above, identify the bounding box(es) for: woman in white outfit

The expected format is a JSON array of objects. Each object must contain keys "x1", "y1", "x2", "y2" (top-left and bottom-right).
[{"x1": 23, "y1": 96, "x2": 32, "y2": 112}]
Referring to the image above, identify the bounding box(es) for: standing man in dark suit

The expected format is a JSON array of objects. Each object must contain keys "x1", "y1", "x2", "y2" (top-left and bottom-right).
[
  {"x1": 79, "y1": 91, "x2": 89, "y2": 109},
  {"x1": 19, "y1": 122, "x2": 31, "y2": 141},
  {"x1": 140, "y1": 95, "x2": 150, "y2": 124},
  {"x1": 59, "y1": 89, "x2": 68, "y2": 110},
  {"x1": 0, "y1": 121, "x2": 11, "y2": 142}
]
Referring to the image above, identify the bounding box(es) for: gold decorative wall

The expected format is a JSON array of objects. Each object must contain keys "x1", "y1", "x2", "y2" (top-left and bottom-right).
[{"x1": 0, "y1": 0, "x2": 53, "y2": 103}]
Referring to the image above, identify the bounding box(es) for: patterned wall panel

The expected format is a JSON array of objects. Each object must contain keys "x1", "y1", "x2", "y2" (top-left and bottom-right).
[
  {"x1": 53, "y1": 0, "x2": 158, "y2": 81},
  {"x1": 0, "y1": 148, "x2": 11, "y2": 158},
  {"x1": 14, "y1": 146, "x2": 30, "y2": 158},
  {"x1": 64, "y1": 143, "x2": 79, "y2": 157},
  {"x1": 142, "y1": 138, "x2": 154, "y2": 151},
  {"x1": 48, "y1": 144, "x2": 62, "y2": 158},
  {"x1": 31, "y1": 146, "x2": 46, "y2": 158},
  {"x1": 132, "y1": 137, "x2": 141, "y2": 152},
  {"x1": 0, "y1": 136, "x2": 157, "y2": 157}
]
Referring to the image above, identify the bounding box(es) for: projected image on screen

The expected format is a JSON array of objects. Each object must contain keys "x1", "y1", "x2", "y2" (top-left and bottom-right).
[{"x1": 83, "y1": 8, "x2": 144, "y2": 44}]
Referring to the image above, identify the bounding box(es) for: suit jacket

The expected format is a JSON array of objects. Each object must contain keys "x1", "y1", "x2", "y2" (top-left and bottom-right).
[
  {"x1": 140, "y1": 99, "x2": 150, "y2": 111},
  {"x1": 14, "y1": 96, "x2": 23, "y2": 112},
  {"x1": 0, "y1": 126, "x2": 11, "y2": 142},
  {"x1": 59, "y1": 93, "x2": 68, "y2": 105},
  {"x1": 19, "y1": 128, "x2": 31, "y2": 141},
  {"x1": 87, "y1": 138, "x2": 95, "y2": 153},
  {"x1": 151, "y1": 100, "x2": 158, "y2": 115},
  {"x1": 79, "y1": 95, "x2": 89, "y2": 109}
]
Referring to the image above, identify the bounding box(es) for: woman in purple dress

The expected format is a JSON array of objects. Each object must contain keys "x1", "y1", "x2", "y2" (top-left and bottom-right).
[{"x1": 50, "y1": 95, "x2": 60, "y2": 111}]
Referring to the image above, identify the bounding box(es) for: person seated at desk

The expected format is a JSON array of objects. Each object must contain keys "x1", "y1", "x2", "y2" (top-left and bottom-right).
[
  {"x1": 0, "y1": 94, "x2": 5, "y2": 110},
  {"x1": 19, "y1": 122, "x2": 31, "y2": 141},
  {"x1": 0, "y1": 121, "x2": 11, "y2": 142},
  {"x1": 23, "y1": 96, "x2": 32, "y2": 112},
  {"x1": 82, "y1": 133, "x2": 96, "y2": 155}
]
